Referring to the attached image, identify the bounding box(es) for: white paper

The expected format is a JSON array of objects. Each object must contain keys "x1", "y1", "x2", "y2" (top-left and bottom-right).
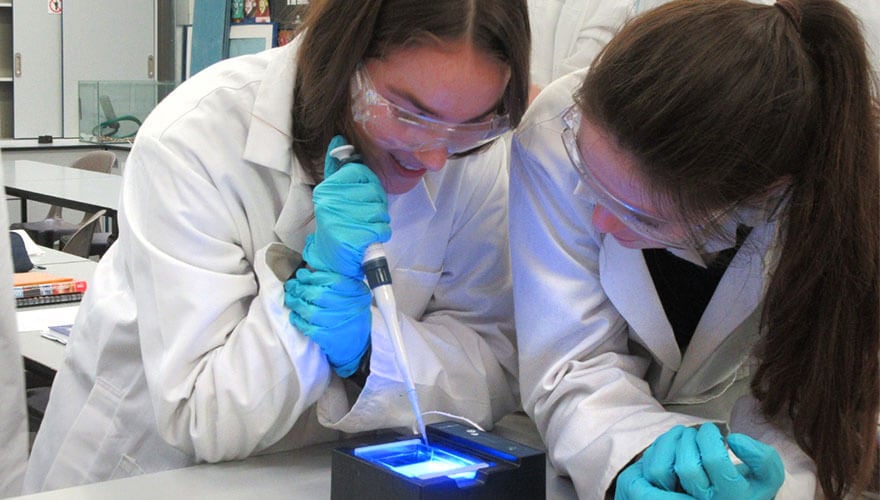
[{"x1": 16, "y1": 305, "x2": 79, "y2": 332}]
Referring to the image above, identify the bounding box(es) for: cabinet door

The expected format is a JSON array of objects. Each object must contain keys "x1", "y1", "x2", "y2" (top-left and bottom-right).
[
  {"x1": 61, "y1": 0, "x2": 156, "y2": 138},
  {"x1": 12, "y1": 2, "x2": 63, "y2": 138}
]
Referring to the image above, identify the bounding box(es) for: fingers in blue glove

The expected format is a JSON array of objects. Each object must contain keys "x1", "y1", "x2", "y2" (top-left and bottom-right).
[
  {"x1": 675, "y1": 422, "x2": 783, "y2": 500},
  {"x1": 695, "y1": 422, "x2": 745, "y2": 492},
  {"x1": 615, "y1": 461, "x2": 696, "y2": 500},
  {"x1": 285, "y1": 269, "x2": 372, "y2": 326},
  {"x1": 726, "y1": 433, "x2": 785, "y2": 496},
  {"x1": 284, "y1": 268, "x2": 372, "y2": 378},
  {"x1": 674, "y1": 426, "x2": 713, "y2": 499},
  {"x1": 303, "y1": 134, "x2": 391, "y2": 278},
  {"x1": 641, "y1": 425, "x2": 686, "y2": 491}
]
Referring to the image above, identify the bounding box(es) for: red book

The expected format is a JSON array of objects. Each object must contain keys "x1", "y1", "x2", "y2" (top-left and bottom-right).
[
  {"x1": 13, "y1": 279, "x2": 87, "y2": 299},
  {"x1": 12, "y1": 272, "x2": 88, "y2": 308}
]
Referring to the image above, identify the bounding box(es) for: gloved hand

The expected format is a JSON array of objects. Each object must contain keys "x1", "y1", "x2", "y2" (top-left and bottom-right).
[
  {"x1": 674, "y1": 422, "x2": 784, "y2": 500},
  {"x1": 302, "y1": 135, "x2": 391, "y2": 279},
  {"x1": 284, "y1": 267, "x2": 372, "y2": 378},
  {"x1": 616, "y1": 425, "x2": 693, "y2": 499},
  {"x1": 639, "y1": 425, "x2": 687, "y2": 491},
  {"x1": 615, "y1": 459, "x2": 694, "y2": 500}
]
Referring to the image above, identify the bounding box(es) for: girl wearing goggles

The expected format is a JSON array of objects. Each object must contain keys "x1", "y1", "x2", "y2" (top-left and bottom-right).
[
  {"x1": 510, "y1": 0, "x2": 878, "y2": 499},
  {"x1": 24, "y1": 0, "x2": 531, "y2": 493}
]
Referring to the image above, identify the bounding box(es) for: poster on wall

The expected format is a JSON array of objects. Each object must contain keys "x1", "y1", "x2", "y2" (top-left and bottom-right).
[
  {"x1": 233, "y1": 0, "x2": 272, "y2": 24},
  {"x1": 228, "y1": 23, "x2": 277, "y2": 58}
]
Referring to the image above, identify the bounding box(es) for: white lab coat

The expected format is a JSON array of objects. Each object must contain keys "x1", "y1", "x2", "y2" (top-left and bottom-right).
[
  {"x1": 0, "y1": 165, "x2": 29, "y2": 498},
  {"x1": 23, "y1": 40, "x2": 518, "y2": 493},
  {"x1": 510, "y1": 69, "x2": 819, "y2": 499},
  {"x1": 528, "y1": 0, "x2": 636, "y2": 88},
  {"x1": 637, "y1": 0, "x2": 880, "y2": 82},
  {"x1": 529, "y1": 0, "x2": 880, "y2": 90}
]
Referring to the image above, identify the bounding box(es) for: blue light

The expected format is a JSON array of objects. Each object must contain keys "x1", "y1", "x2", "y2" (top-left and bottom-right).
[{"x1": 354, "y1": 439, "x2": 489, "y2": 480}]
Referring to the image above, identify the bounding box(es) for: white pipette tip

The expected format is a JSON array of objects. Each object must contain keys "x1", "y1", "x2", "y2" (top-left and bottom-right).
[{"x1": 363, "y1": 245, "x2": 429, "y2": 446}]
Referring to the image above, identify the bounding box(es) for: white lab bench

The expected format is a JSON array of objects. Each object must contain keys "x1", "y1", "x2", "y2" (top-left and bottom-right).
[{"x1": 10, "y1": 413, "x2": 577, "y2": 499}]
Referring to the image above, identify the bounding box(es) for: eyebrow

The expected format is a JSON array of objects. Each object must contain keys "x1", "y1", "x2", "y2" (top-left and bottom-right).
[{"x1": 388, "y1": 85, "x2": 504, "y2": 124}]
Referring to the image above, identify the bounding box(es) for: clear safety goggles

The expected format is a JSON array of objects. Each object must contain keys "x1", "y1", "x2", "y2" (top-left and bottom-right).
[
  {"x1": 350, "y1": 64, "x2": 511, "y2": 155},
  {"x1": 561, "y1": 105, "x2": 699, "y2": 248}
]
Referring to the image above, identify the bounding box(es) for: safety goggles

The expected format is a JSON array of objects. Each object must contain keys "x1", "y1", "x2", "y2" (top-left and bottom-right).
[
  {"x1": 561, "y1": 105, "x2": 698, "y2": 248},
  {"x1": 350, "y1": 64, "x2": 511, "y2": 155}
]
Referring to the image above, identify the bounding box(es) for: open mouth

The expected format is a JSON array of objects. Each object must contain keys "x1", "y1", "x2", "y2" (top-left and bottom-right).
[{"x1": 391, "y1": 153, "x2": 426, "y2": 175}]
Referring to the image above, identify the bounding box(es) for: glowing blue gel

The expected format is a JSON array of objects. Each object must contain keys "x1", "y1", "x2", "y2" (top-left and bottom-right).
[{"x1": 353, "y1": 439, "x2": 489, "y2": 480}]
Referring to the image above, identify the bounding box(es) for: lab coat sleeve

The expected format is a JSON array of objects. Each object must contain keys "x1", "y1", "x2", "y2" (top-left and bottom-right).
[
  {"x1": 122, "y1": 135, "x2": 331, "y2": 462},
  {"x1": 317, "y1": 141, "x2": 519, "y2": 434},
  {"x1": 509, "y1": 119, "x2": 704, "y2": 499},
  {"x1": 553, "y1": 0, "x2": 636, "y2": 82}
]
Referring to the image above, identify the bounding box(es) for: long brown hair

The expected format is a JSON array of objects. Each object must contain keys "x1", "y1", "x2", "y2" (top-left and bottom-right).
[
  {"x1": 577, "y1": 0, "x2": 879, "y2": 497},
  {"x1": 290, "y1": 0, "x2": 530, "y2": 181}
]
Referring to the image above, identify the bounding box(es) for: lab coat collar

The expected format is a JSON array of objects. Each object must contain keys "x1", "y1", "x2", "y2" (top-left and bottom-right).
[
  {"x1": 242, "y1": 39, "x2": 316, "y2": 187},
  {"x1": 670, "y1": 220, "x2": 777, "y2": 391},
  {"x1": 576, "y1": 171, "x2": 681, "y2": 370},
  {"x1": 599, "y1": 217, "x2": 778, "y2": 376},
  {"x1": 600, "y1": 235, "x2": 682, "y2": 370},
  {"x1": 253, "y1": 39, "x2": 319, "y2": 249}
]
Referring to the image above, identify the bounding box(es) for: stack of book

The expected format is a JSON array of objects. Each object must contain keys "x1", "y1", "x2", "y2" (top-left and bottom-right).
[{"x1": 13, "y1": 272, "x2": 87, "y2": 308}]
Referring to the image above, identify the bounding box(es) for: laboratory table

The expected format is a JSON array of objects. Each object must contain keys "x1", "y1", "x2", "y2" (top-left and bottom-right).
[
  {"x1": 4, "y1": 160, "x2": 122, "y2": 237},
  {"x1": 29, "y1": 246, "x2": 95, "y2": 267},
  {"x1": 11, "y1": 414, "x2": 577, "y2": 500},
  {"x1": 16, "y1": 254, "x2": 98, "y2": 377},
  {"x1": 10, "y1": 251, "x2": 579, "y2": 499}
]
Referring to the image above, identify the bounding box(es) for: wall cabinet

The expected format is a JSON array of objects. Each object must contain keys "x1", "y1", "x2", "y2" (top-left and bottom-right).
[
  {"x1": 0, "y1": 2, "x2": 13, "y2": 138},
  {"x1": 61, "y1": 0, "x2": 156, "y2": 138},
  {"x1": 11, "y1": 0, "x2": 62, "y2": 138},
  {"x1": 4, "y1": 0, "x2": 155, "y2": 139}
]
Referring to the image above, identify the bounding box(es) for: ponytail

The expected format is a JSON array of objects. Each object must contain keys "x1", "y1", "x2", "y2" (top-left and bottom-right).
[
  {"x1": 580, "y1": 0, "x2": 878, "y2": 496},
  {"x1": 752, "y1": 1, "x2": 879, "y2": 497}
]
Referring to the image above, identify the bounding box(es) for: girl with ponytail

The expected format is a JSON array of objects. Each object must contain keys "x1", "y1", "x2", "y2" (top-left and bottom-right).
[{"x1": 510, "y1": 0, "x2": 878, "y2": 497}]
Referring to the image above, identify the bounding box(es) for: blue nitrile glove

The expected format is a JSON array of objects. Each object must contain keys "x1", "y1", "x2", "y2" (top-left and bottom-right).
[
  {"x1": 284, "y1": 267, "x2": 372, "y2": 378},
  {"x1": 615, "y1": 459, "x2": 695, "y2": 500},
  {"x1": 302, "y1": 135, "x2": 391, "y2": 279},
  {"x1": 639, "y1": 425, "x2": 687, "y2": 491},
  {"x1": 674, "y1": 423, "x2": 784, "y2": 500}
]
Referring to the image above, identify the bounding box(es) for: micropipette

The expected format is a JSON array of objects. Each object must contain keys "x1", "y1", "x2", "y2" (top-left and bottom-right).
[{"x1": 329, "y1": 145, "x2": 429, "y2": 446}]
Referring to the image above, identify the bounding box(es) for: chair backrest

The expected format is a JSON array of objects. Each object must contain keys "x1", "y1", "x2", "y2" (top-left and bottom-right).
[
  {"x1": 70, "y1": 150, "x2": 117, "y2": 173},
  {"x1": 70, "y1": 151, "x2": 117, "y2": 224},
  {"x1": 61, "y1": 209, "x2": 106, "y2": 258}
]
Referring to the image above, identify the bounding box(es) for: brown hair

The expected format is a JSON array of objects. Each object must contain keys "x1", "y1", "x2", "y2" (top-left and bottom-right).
[
  {"x1": 291, "y1": 0, "x2": 530, "y2": 181},
  {"x1": 577, "y1": 0, "x2": 879, "y2": 497}
]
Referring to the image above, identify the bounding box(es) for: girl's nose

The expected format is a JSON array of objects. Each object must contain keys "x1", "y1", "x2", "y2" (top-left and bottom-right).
[
  {"x1": 411, "y1": 147, "x2": 448, "y2": 172},
  {"x1": 591, "y1": 204, "x2": 628, "y2": 234}
]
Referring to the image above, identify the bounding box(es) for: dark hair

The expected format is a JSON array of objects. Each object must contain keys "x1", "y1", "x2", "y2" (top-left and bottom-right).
[
  {"x1": 291, "y1": 0, "x2": 530, "y2": 180},
  {"x1": 577, "y1": 0, "x2": 879, "y2": 497}
]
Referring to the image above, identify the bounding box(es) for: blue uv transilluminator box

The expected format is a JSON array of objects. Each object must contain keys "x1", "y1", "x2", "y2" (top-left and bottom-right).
[{"x1": 331, "y1": 421, "x2": 546, "y2": 499}]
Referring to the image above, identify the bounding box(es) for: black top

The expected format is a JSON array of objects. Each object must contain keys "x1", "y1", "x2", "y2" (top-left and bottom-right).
[{"x1": 643, "y1": 227, "x2": 751, "y2": 351}]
